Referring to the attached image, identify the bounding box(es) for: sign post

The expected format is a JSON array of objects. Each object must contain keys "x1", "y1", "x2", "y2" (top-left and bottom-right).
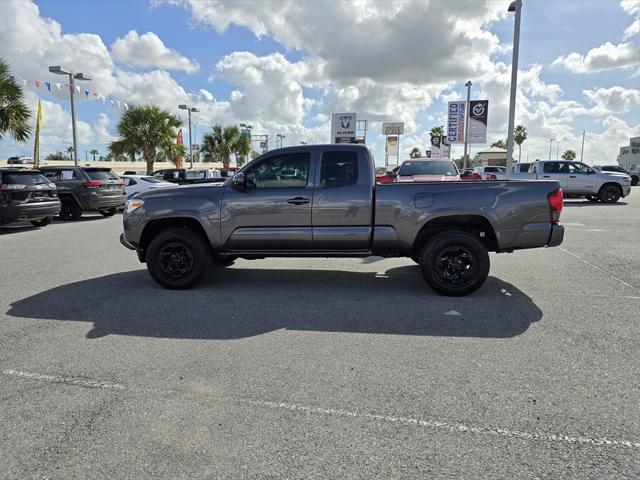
[{"x1": 382, "y1": 122, "x2": 405, "y2": 169}]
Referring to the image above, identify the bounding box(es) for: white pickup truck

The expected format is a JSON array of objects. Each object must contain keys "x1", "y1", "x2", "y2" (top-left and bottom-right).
[{"x1": 491, "y1": 160, "x2": 631, "y2": 203}]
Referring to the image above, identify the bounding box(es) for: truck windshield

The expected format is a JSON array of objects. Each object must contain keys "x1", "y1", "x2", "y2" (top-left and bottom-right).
[{"x1": 399, "y1": 161, "x2": 457, "y2": 176}]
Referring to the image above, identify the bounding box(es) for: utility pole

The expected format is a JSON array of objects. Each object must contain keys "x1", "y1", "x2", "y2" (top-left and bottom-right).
[
  {"x1": 463, "y1": 81, "x2": 472, "y2": 167},
  {"x1": 580, "y1": 130, "x2": 586, "y2": 162},
  {"x1": 178, "y1": 104, "x2": 199, "y2": 168},
  {"x1": 548, "y1": 137, "x2": 554, "y2": 160},
  {"x1": 505, "y1": 0, "x2": 522, "y2": 179}
]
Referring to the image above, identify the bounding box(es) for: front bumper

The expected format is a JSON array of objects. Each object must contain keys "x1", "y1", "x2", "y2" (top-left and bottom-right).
[
  {"x1": 120, "y1": 233, "x2": 136, "y2": 250},
  {"x1": 547, "y1": 223, "x2": 564, "y2": 247}
]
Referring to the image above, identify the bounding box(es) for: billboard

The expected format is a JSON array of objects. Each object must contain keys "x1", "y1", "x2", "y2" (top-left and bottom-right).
[
  {"x1": 447, "y1": 101, "x2": 466, "y2": 143},
  {"x1": 430, "y1": 135, "x2": 450, "y2": 159},
  {"x1": 382, "y1": 122, "x2": 404, "y2": 135},
  {"x1": 331, "y1": 113, "x2": 357, "y2": 144},
  {"x1": 468, "y1": 100, "x2": 488, "y2": 144},
  {"x1": 386, "y1": 135, "x2": 399, "y2": 155}
]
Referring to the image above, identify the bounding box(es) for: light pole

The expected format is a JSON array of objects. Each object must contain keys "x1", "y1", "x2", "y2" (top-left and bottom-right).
[
  {"x1": 548, "y1": 137, "x2": 555, "y2": 160},
  {"x1": 48, "y1": 66, "x2": 91, "y2": 167},
  {"x1": 463, "y1": 80, "x2": 472, "y2": 168},
  {"x1": 580, "y1": 130, "x2": 586, "y2": 162},
  {"x1": 239, "y1": 123, "x2": 253, "y2": 164},
  {"x1": 276, "y1": 134, "x2": 286, "y2": 148},
  {"x1": 178, "y1": 104, "x2": 199, "y2": 168},
  {"x1": 505, "y1": 0, "x2": 522, "y2": 179},
  {"x1": 556, "y1": 137, "x2": 567, "y2": 160}
]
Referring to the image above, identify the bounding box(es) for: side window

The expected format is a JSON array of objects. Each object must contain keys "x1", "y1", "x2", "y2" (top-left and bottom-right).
[
  {"x1": 320, "y1": 151, "x2": 358, "y2": 188},
  {"x1": 543, "y1": 162, "x2": 560, "y2": 174},
  {"x1": 245, "y1": 152, "x2": 310, "y2": 189},
  {"x1": 59, "y1": 169, "x2": 78, "y2": 180},
  {"x1": 569, "y1": 163, "x2": 592, "y2": 174},
  {"x1": 152, "y1": 171, "x2": 165, "y2": 180},
  {"x1": 43, "y1": 170, "x2": 60, "y2": 181},
  {"x1": 124, "y1": 178, "x2": 137, "y2": 186}
]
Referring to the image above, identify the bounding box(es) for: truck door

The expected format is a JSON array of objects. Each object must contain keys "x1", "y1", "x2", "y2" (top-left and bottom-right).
[
  {"x1": 539, "y1": 162, "x2": 569, "y2": 188},
  {"x1": 312, "y1": 149, "x2": 373, "y2": 250},
  {"x1": 567, "y1": 162, "x2": 598, "y2": 195},
  {"x1": 220, "y1": 150, "x2": 314, "y2": 250}
]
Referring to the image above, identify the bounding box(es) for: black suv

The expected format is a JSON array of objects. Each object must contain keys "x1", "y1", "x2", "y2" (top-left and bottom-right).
[
  {"x1": 596, "y1": 165, "x2": 639, "y2": 186},
  {"x1": 39, "y1": 166, "x2": 126, "y2": 220},
  {"x1": 1, "y1": 168, "x2": 60, "y2": 227}
]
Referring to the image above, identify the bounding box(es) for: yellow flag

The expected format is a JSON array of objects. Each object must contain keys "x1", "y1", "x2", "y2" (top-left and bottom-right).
[{"x1": 33, "y1": 100, "x2": 42, "y2": 169}]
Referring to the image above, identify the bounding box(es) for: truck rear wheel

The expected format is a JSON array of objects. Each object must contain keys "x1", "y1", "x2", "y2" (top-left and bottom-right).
[
  {"x1": 146, "y1": 228, "x2": 210, "y2": 289},
  {"x1": 419, "y1": 231, "x2": 490, "y2": 296}
]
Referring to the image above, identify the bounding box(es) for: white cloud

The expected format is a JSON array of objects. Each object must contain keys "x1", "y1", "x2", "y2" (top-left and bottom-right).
[
  {"x1": 621, "y1": 0, "x2": 640, "y2": 16},
  {"x1": 111, "y1": 30, "x2": 199, "y2": 73},
  {"x1": 552, "y1": 42, "x2": 640, "y2": 74},
  {"x1": 623, "y1": 18, "x2": 640, "y2": 40},
  {"x1": 583, "y1": 86, "x2": 640, "y2": 115}
]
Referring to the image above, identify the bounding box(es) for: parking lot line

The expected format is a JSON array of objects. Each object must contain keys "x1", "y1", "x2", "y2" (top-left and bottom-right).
[
  {"x1": 556, "y1": 247, "x2": 638, "y2": 290},
  {"x1": 3, "y1": 368, "x2": 639, "y2": 451}
]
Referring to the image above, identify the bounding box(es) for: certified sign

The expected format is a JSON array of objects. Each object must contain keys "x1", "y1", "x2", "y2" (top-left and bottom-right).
[
  {"x1": 331, "y1": 113, "x2": 357, "y2": 144},
  {"x1": 382, "y1": 122, "x2": 405, "y2": 136},
  {"x1": 468, "y1": 100, "x2": 489, "y2": 144},
  {"x1": 447, "y1": 101, "x2": 466, "y2": 143}
]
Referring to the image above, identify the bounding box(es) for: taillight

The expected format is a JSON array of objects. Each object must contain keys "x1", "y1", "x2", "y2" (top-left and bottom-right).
[
  {"x1": 84, "y1": 181, "x2": 103, "y2": 188},
  {"x1": 487, "y1": 174, "x2": 497, "y2": 180},
  {"x1": 118, "y1": 180, "x2": 125, "y2": 186},
  {"x1": 548, "y1": 188, "x2": 563, "y2": 223}
]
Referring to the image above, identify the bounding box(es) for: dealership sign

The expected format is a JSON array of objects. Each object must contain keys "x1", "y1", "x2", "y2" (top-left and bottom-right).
[
  {"x1": 382, "y1": 122, "x2": 404, "y2": 136},
  {"x1": 468, "y1": 100, "x2": 489, "y2": 144},
  {"x1": 447, "y1": 101, "x2": 466, "y2": 143},
  {"x1": 331, "y1": 113, "x2": 357, "y2": 144},
  {"x1": 386, "y1": 135, "x2": 399, "y2": 155}
]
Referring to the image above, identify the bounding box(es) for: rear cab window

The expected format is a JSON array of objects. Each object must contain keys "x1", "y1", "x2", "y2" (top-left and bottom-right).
[
  {"x1": 1, "y1": 172, "x2": 50, "y2": 186},
  {"x1": 84, "y1": 169, "x2": 112, "y2": 181},
  {"x1": 320, "y1": 151, "x2": 358, "y2": 188}
]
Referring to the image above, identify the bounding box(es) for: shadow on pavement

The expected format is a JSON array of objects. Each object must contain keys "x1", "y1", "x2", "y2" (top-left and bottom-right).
[
  {"x1": 563, "y1": 200, "x2": 628, "y2": 207},
  {"x1": 7, "y1": 266, "x2": 542, "y2": 340}
]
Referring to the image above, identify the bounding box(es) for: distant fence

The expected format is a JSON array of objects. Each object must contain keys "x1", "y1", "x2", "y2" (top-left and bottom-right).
[{"x1": 0, "y1": 160, "x2": 225, "y2": 174}]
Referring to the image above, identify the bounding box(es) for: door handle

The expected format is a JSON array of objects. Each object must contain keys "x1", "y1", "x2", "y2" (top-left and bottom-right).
[
  {"x1": 569, "y1": 175, "x2": 576, "y2": 178},
  {"x1": 287, "y1": 196, "x2": 310, "y2": 205},
  {"x1": 542, "y1": 175, "x2": 550, "y2": 178}
]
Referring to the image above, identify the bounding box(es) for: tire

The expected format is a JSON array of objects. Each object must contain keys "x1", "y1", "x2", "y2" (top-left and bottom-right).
[
  {"x1": 586, "y1": 195, "x2": 599, "y2": 202},
  {"x1": 631, "y1": 175, "x2": 639, "y2": 187},
  {"x1": 99, "y1": 207, "x2": 117, "y2": 217},
  {"x1": 146, "y1": 227, "x2": 210, "y2": 289},
  {"x1": 419, "y1": 231, "x2": 490, "y2": 296},
  {"x1": 30, "y1": 216, "x2": 52, "y2": 227},
  {"x1": 59, "y1": 197, "x2": 82, "y2": 221},
  {"x1": 598, "y1": 184, "x2": 621, "y2": 203},
  {"x1": 212, "y1": 254, "x2": 236, "y2": 266}
]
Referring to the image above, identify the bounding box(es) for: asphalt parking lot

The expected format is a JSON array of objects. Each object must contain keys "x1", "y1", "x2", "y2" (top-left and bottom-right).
[{"x1": 1, "y1": 192, "x2": 639, "y2": 479}]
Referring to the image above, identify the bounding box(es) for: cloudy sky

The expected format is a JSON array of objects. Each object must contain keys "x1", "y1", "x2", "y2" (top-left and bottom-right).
[{"x1": 1, "y1": 0, "x2": 638, "y2": 165}]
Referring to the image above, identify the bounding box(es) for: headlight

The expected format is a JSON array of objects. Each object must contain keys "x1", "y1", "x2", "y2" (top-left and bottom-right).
[{"x1": 125, "y1": 198, "x2": 144, "y2": 214}]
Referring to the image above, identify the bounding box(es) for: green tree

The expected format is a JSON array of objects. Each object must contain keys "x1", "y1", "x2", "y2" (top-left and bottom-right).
[
  {"x1": 491, "y1": 139, "x2": 507, "y2": 149},
  {"x1": 109, "y1": 105, "x2": 182, "y2": 174},
  {"x1": 561, "y1": 149, "x2": 576, "y2": 160},
  {"x1": 201, "y1": 125, "x2": 245, "y2": 168},
  {"x1": 66, "y1": 146, "x2": 74, "y2": 159},
  {"x1": 0, "y1": 58, "x2": 31, "y2": 142},
  {"x1": 236, "y1": 130, "x2": 251, "y2": 166},
  {"x1": 429, "y1": 126, "x2": 444, "y2": 140},
  {"x1": 513, "y1": 125, "x2": 528, "y2": 162},
  {"x1": 409, "y1": 147, "x2": 422, "y2": 159},
  {"x1": 45, "y1": 152, "x2": 65, "y2": 161},
  {"x1": 89, "y1": 149, "x2": 99, "y2": 161}
]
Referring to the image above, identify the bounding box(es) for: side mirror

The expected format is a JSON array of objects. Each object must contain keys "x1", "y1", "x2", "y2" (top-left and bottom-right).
[
  {"x1": 387, "y1": 171, "x2": 397, "y2": 177},
  {"x1": 232, "y1": 172, "x2": 246, "y2": 190}
]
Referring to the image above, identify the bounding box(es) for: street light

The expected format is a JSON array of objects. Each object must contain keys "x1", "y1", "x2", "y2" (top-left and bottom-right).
[
  {"x1": 505, "y1": 0, "x2": 522, "y2": 179},
  {"x1": 556, "y1": 137, "x2": 567, "y2": 160},
  {"x1": 48, "y1": 66, "x2": 91, "y2": 166},
  {"x1": 463, "y1": 80, "x2": 472, "y2": 167},
  {"x1": 276, "y1": 134, "x2": 286, "y2": 148},
  {"x1": 239, "y1": 123, "x2": 253, "y2": 164},
  {"x1": 548, "y1": 137, "x2": 555, "y2": 160},
  {"x1": 178, "y1": 104, "x2": 199, "y2": 168}
]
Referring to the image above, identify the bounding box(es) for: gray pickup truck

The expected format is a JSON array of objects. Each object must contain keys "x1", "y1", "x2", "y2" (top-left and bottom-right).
[{"x1": 121, "y1": 145, "x2": 564, "y2": 296}]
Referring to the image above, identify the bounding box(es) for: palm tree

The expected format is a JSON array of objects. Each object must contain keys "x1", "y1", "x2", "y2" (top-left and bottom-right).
[
  {"x1": 513, "y1": 125, "x2": 528, "y2": 162},
  {"x1": 409, "y1": 147, "x2": 421, "y2": 158},
  {"x1": 491, "y1": 139, "x2": 507, "y2": 149},
  {"x1": 561, "y1": 149, "x2": 576, "y2": 160},
  {"x1": 202, "y1": 125, "x2": 244, "y2": 168},
  {"x1": 236, "y1": 129, "x2": 251, "y2": 166},
  {"x1": 0, "y1": 58, "x2": 31, "y2": 142},
  {"x1": 429, "y1": 126, "x2": 444, "y2": 140},
  {"x1": 89, "y1": 149, "x2": 99, "y2": 161},
  {"x1": 66, "y1": 146, "x2": 74, "y2": 159},
  {"x1": 109, "y1": 105, "x2": 182, "y2": 174}
]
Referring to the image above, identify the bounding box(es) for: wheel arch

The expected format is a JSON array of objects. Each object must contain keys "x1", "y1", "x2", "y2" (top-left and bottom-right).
[
  {"x1": 411, "y1": 214, "x2": 498, "y2": 259},
  {"x1": 139, "y1": 216, "x2": 213, "y2": 262}
]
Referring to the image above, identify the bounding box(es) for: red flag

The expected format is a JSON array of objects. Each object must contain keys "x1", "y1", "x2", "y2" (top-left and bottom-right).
[{"x1": 177, "y1": 128, "x2": 183, "y2": 145}]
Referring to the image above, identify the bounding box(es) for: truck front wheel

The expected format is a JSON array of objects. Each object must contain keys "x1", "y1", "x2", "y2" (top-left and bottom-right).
[
  {"x1": 598, "y1": 184, "x2": 621, "y2": 203},
  {"x1": 419, "y1": 231, "x2": 490, "y2": 296},
  {"x1": 146, "y1": 228, "x2": 210, "y2": 289}
]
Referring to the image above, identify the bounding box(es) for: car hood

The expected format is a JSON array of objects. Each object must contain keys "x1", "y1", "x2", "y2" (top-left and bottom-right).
[{"x1": 396, "y1": 175, "x2": 460, "y2": 182}]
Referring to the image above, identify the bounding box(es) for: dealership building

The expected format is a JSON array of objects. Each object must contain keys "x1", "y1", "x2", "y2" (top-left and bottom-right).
[{"x1": 617, "y1": 137, "x2": 640, "y2": 172}]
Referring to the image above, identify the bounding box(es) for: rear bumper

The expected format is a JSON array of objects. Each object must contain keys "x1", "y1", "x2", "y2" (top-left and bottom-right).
[
  {"x1": 87, "y1": 193, "x2": 127, "y2": 210},
  {"x1": 547, "y1": 223, "x2": 564, "y2": 247},
  {"x1": 1, "y1": 200, "x2": 61, "y2": 224}
]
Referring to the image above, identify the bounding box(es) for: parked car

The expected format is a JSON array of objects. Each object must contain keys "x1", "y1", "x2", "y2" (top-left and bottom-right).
[
  {"x1": 490, "y1": 160, "x2": 631, "y2": 203},
  {"x1": 39, "y1": 166, "x2": 127, "y2": 220},
  {"x1": 376, "y1": 165, "x2": 400, "y2": 184},
  {"x1": 122, "y1": 175, "x2": 174, "y2": 197},
  {"x1": 6, "y1": 156, "x2": 34, "y2": 165},
  {"x1": 0, "y1": 168, "x2": 60, "y2": 226},
  {"x1": 220, "y1": 167, "x2": 240, "y2": 179},
  {"x1": 460, "y1": 169, "x2": 482, "y2": 181},
  {"x1": 395, "y1": 159, "x2": 460, "y2": 182},
  {"x1": 152, "y1": 168, "x2": 225, "y2": 185},
  {"x1": 595, "y1": 165, "x2": 639, "y2": 186},
  {"x1": 473, "y1": 165, "x2": 506, "y2": 180},
  {"x1": 121, "y1": 144, "x2": 564, "y2": 296}
]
